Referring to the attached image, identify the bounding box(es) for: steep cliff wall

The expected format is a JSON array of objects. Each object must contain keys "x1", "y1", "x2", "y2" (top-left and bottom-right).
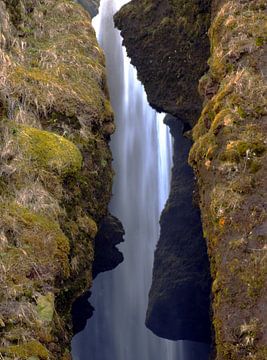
[
  {"x1": 190, "y1": 1, "x2": 267, "y2": 358},
  {"x1": 115, "y1": 0, "x2": 267, "y2": 359},
  {"x1": 114, "y1": 0, "x2": 211, "y2": 126},
  {"x1": 146, "y1": 115, "x2": 211, "y2": 344},
  {"x1": 0, "y1": 1, "x2": 118, "y2": 359}
]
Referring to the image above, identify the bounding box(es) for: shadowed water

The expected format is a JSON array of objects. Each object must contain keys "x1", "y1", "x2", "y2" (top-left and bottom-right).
[{"x1": 72, "y1": 1, "x2": 210, "y2": 359}]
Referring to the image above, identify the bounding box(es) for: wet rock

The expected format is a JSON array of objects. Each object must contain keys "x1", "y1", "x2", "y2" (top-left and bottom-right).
[
  {"x1": 146, "y1": 115, "x2": 211, "y2": 343},
  {"x1": 114, "y1": 0, "x2": 211, "y2": 126},
  {"x1": 72, "y1": 215, "x2": 124, "y2": 335},
  {"x1": 72, "y1": 291, "x2": 94, "y2": 336},
  {"x1": 77, "y1": 0, "x2": 100, "y2": 18},
  {"x1": 92, "y1": 214, "x2": 124, "y2": 278}
]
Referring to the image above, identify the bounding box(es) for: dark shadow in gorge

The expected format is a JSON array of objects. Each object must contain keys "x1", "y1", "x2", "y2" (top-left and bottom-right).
[
  {"x1": 72, "y1": 214, "x2": 124, "y2": 336},
  {"x1": 146, "y1": 114, "x2": 212, "y2": 344}
]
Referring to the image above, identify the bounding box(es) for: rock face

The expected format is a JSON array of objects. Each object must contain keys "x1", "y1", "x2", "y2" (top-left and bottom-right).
[
  {"x1": 92, "y1": 214, "x2": 124, "y2": 278},
  {"x1": 114, "y1": 0, "x2": 211, "y2": 126},
  {"x1": 146, "y1": 115, "x2": 211, "y2": 343},
  {"x1": 77, "y1": 0, "x2": 100, "y2": 17},
  {"x1": 115, "y1": 0, "x2": 267, "y2": 359},
  {"x1": 72, "y1": 215, "x2": 124, "y2": 336},
  {"x1": 0, "y1": 1, "x2": 117, "y2": 359},
  {"x1": 189, "y1": 1, "x2": 267, "y2": 358}
]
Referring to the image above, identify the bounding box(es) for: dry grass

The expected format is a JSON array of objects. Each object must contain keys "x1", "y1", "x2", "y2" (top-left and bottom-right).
[
  {"x1": 189, "y1": 1, "x2": 267, "y2": 358},
  {"x1": 0, "y1": 0, "x2": 113, "y2": 358}
]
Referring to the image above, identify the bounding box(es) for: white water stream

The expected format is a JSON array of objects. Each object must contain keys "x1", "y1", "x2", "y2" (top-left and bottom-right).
[{"x1": 72, "y1": 1, "x2": 210, "y2": 359}]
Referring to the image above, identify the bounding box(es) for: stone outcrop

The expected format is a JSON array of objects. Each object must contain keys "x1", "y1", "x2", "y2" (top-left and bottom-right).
[
  {"x1": 146, "y1": 115, "x2": 211, "y2": 344},
  {"x1": 72, "y1": 215, "x2": 124, "y2": 336},
  {"x1": 114, "y1": 0, "x2": 211, "y2": 126},
  {"x1": 92, "y1": 214, "x2": 124, "y2": 278},
  {"x1": 115, "y1": 0, "x2": 267, "y2": 359},
  {"x1": 0, "y1": 1, "x2": 118, "y2": 359}
]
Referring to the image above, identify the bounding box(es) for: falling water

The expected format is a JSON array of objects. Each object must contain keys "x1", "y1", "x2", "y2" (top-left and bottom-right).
[
  {"x1": 71, "y1": 0, "x2": 178, "y2": 358},
  {"x1": 72, "y1": 1, "x2": 211, "y2": 359}
]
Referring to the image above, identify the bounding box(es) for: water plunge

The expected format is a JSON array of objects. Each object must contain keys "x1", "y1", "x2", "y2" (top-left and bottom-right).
[{"x1": 72, "y1": 1, "x2": 211, "y2": 359}]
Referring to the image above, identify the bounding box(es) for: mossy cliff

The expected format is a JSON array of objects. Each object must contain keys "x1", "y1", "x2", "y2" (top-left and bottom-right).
[
  {"x1": 0, "y1": 0, "x2": 116, "y2": 359},
  {"x1": 115, "y1": 0, "x2": 266, "y2": 358}
]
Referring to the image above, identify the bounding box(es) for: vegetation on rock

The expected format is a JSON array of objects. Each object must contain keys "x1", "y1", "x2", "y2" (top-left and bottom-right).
[
  {"x1": 0, "y1": 0, "x2": 114, "y2": 358},
  {"x1": 114, "y1": 0, "x2": 266, "y2": 358},
  {"x1": 189, "y1": 1, "x2": 267, "y2": 358}
]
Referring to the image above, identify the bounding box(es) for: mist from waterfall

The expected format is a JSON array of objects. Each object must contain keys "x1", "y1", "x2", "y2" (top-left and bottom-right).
[{"x1": 72, "y1": 1, "x2": 210, "y2": 359}]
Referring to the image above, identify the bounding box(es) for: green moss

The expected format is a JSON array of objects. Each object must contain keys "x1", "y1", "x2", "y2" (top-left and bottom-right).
[
  {"x1": 235, "y1": 141, "x2": 265, "y2": 157},
  {"x1": 190, "y1": 1, "x2": 266, "y2": 359},
  {"x1": 1, "y1": 340, "x2": 49, "y2": 359},
  {"x1": 1, "y1": 203, "x2": 70, "y2": 278},
  {"x1": 36, "y1": 293, "x2": 55, "y2": 323},
  {"x1": 249, "y1": 160, "x2": 262, "y2": 173},
  {"x1": 18, "y1": 126, "x2": 82, "y2": 175},
  {"x1": 255, "y1": 37, "x2": 264, "y2": 46}
]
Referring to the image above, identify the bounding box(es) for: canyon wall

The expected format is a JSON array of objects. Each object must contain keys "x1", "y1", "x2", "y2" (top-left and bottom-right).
[
  {"x1": 0, "y1": 1, "x2": 121, "y2": 359},
  {"x1": 115, "y1": 0, "x2": 267, "y2": 359},
  {"x1": 146, "y1": 115, "x2": 211, "y2": 344}
]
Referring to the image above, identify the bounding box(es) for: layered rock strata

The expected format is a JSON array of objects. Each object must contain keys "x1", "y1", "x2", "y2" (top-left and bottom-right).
[
  {"x1": 0, "y1": 1, "x2": 118, "y2": 359},
  {"x1": 115, "y1": 0, "x2": 267, "y2": 359}
]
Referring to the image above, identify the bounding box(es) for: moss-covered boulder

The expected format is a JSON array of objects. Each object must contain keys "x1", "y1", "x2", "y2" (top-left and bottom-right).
[{"x1": 0, "y1": 340, "x2": 50, "y2": 359}]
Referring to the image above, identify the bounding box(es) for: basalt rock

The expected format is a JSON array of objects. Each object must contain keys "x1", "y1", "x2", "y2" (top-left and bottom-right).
[
  {"x1": 72, "y1": 214, "x2": 124, "y2": 336},
  {"x1": 92, "y1": 214, "x2": 124, "y2": 278},
  {"x1": 146, "y1": 115, "x2": 211, "y2": 343},
  {"x1": 114, "y1": 0, "x2": 211, "y2": 126}
]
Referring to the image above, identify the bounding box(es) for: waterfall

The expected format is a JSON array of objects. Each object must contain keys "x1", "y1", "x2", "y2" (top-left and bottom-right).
[
  {"x1": 72, "y1": 1, "x2": 211, "y2": 359},
  {"x1": 72, "y1": 0, "x2": 178, "y2": 358}
]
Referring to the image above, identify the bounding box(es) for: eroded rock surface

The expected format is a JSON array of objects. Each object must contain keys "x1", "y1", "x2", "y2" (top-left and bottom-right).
[
  {"x1": 72, "y1": 214, "x2": 124, "y2": 336},
  {"x1": 114, "y1": 0, "x2": 211, "y2": 126},
  {"x1": 146, "y1": 115, "x2": 211, "y2": 343},
  {"x1": 92, "y1": 214, "x2": 124, "y2": 278}
]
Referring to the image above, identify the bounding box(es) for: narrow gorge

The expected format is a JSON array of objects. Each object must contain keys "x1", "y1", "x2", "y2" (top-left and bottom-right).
[{"x1": 0, "y1": 1, "x2": 266, "y2": 360}]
